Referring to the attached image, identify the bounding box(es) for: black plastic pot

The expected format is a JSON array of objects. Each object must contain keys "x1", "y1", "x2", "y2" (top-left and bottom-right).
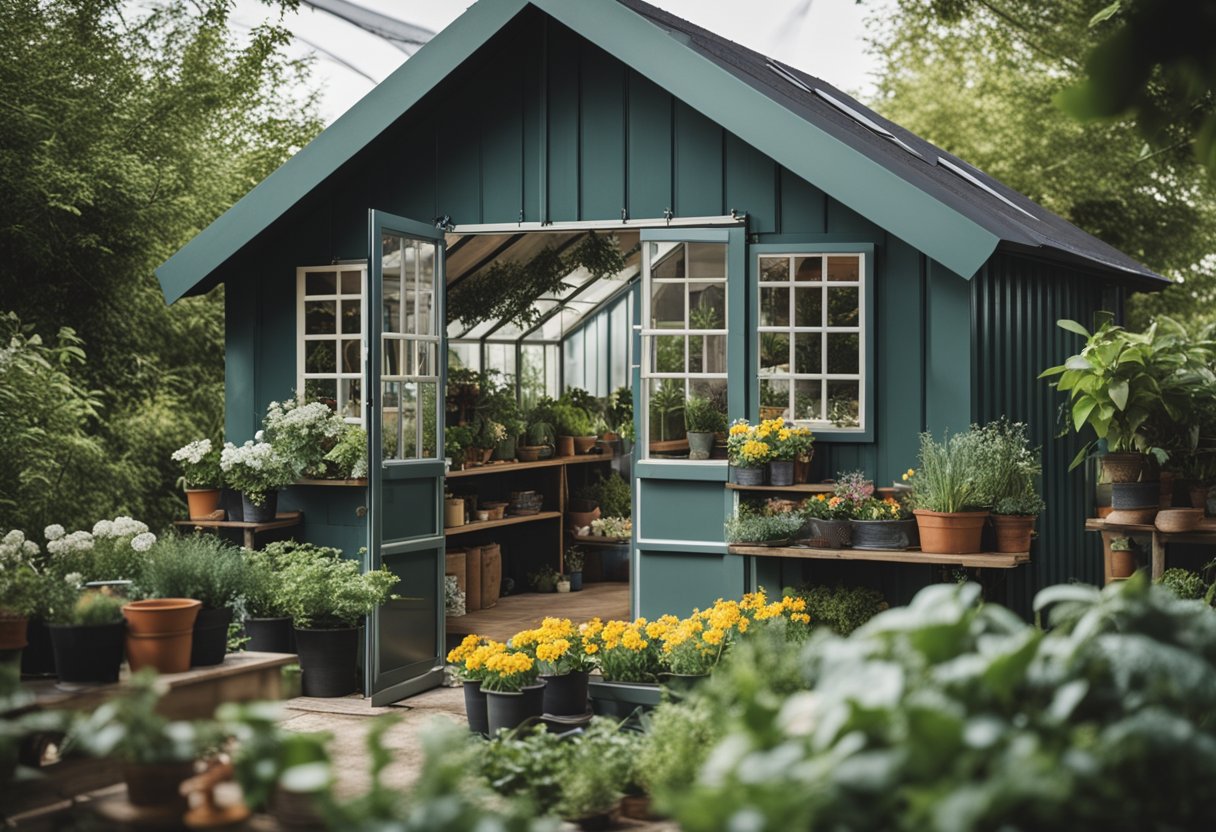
[
  {"x1": 569, "y1": 571, "x2": 584, "y2": 592},
  {"x1": 1111, "y1": 481, "x2": 1160, "y2": 510},
  {"x1": 808, "y1": 518, "x2": 853, "y2": 549},
  {"x1": 541, "y1": 670, "x2": 590, "y2": 716},
  {"x1": 20, "y1": 619, "x2": 56, "y2": 678},
  {"x1": 294, "y1": 626, "x2": 360, "y2": 697},
  {"x1": 242, "y1": 490, "x2": 279, "y2": 524},
  {"x1": 486, "y1": 684, "x2": 545, "y2": 734},
  {"x1": 850, "y1": 519, "x2": 919, "y2": 550},
  {"x1": 463, "y1": 681, "x2": 489, "y2": 735},
  {"x1": 191, "y1": 607, "x2": 233, "y2": 667},
  {"x1": 125, "y1": 761, "x2": 194, "y2": 810},
  {"x1": 221, "y1": 487, "x2": 244, "y2": 522},
  {"x1": 48, "y1": 621, "x2": 125, "y2": 683},
  {"x1": 244, "y1": 617, "x2": 296, "y2": 653}
]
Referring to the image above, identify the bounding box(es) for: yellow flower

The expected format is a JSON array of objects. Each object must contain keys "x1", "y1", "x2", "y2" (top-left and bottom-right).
[
  {"x1": 584, "y1": 642, "x2": 599, "y2": 655},
  {"x1": 778, "y1": 428, "x2": 791, "y2": 441},
  {"x1": 730, "y1": 423, "x2": 750, "y2": 436},
  {"x1": 702, "y1": 628, "x2": 725, "y2": 645},
  {"x1": 737, "y1": 617, "x2": 749, "y2": 633}
]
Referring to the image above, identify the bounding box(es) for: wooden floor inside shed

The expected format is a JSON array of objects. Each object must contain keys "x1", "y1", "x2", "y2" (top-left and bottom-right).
[{"x1": 446, "y1": 582, "x2": 630, "y2": 642}]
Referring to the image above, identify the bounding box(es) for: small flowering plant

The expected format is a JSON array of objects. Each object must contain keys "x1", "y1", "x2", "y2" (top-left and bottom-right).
[
  {"x1": 802, "y1": 493, "x2": 858, "y2": 520},
  {"x1": 42, "y1": 517, "x2": 155, "y2": 585},
  {"x1": 513, "y1": 617, "x2": 598, "y2": 675},
  {"x1": 446, "y1": 635, "x2": 507, "y2": 685},
  {"x1": 262, "y1": 399, "x2": 347, "y2": 478},
  {"x1": 0, "y1": 530, "x2": 41, "y2": 617},
  {"x1": 171, "y1": 438, "x2": 222, "y2": 489},
  {"x1": 834, "y1": 471, "x2": 875, "y2": 503},
  {"x1": 769, "y1": 421, "x2": 814, "y2": 462},
  {"x1": 590, "y1": 516, "x2": 632, "y2": 540},
  {"x1": 480, "y1": 648, "x2": 540, "y2": 693},
  {"x1": 855, "y1": 496, "x2": 912, "y2": 521},
  {"x1": 588, "y1": 617, "x2": 666, "y2": 682},
  {"x1": 220, "y1": 441, "x2": 297, "y2": 507},
  {"x1": 726, "y1": 419, "x2": 775, "y2": 467}
]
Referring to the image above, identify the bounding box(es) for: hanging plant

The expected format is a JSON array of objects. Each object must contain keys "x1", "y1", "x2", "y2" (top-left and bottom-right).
[{"x1": 447, "y1": 232, "x2": 629, "y2": 329}]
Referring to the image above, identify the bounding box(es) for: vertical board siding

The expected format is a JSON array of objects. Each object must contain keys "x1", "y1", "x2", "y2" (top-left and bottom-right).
[
  {"x1": 673, "y1": 100, "x2": 724, "y2": 217},
  {"x1": 545, "y1": 19, "x2": 581, "y2": 221},
  {"x1": 578, "y1": 42, "x2": 626, "y2": 220},
  {"x1": 725, "y1": 132, "x2": 776, "y2": 233},
  {"x1": 481, "y1": 62, "x2": 524, "y2": 224},
  {"x1": 626, "y1": 72, "x2": 673, "y2": 219},
  {"x1": 973, "y1": 253, "x2": 1104, "y2": 615}
]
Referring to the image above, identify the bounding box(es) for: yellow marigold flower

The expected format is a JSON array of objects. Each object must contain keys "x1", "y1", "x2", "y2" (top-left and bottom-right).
[
  {"x1": 584, "y1": 642, "x2": 599, "y2": 655},
  {"x1": 756, "y1": 425, "x2": 771, "y2": 438},
  {"x1": 702, "y1": 628, "x2": 724, "y2": 645},
  {"x1": 730, "y1": 423, "x2": 750, "y2": 436},
  {"x1": 738, "y1": 617, "x2": 749, "y2": 633},
  {"x1": 778, "y1": 428, "x2": 791, "y2": 441},
  {"x1": 790, "y1": 612, "x2": 810, "y2": 624}
]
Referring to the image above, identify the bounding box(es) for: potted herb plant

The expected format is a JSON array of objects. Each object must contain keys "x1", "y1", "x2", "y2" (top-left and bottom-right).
[
  {"x1": 444, "y1": 424, "x2": 474, "y2": 471},
  {"x1": 518, "y1": 420, "x2": 555, "y2": 462},
  {"x1": 684, "y1": 396, "x2": 726, "y2": 460},
  {"x1": 910, "y1": 430, "x2": 990, "y2": 554},
  {"x1": 763, "y1": 419, "x2": 802, "y2": 486},
  {"x1": 278, "y1": 546, "x2": 400, "y2": 697},
  {"x1": 241, "y1": 542, "x2": 302, "y2": 653},
  {"x1": 971, "y1": 419, "x2": 1045, "y2": 554},
  {"x1": 137, "y1": 534, "x2": 248, "y2": 667},
  {"x1": 481, "y1": 646, "x2": 543, "y2": 734},
  {"x1": 528, "y1": 566, "x2": 560, "y2": 594},
  {"x1": 47, "y1": 590, "x2": 126, "y2": 683},
  {"x1": 723, "y1": 510, "x2": 804, "y2": 547},
  {"x1": 171, "y1": 438, "x2": 224, "y2": 520},
  {"x1": 851, "y1": 496, "x2": 918, "y2": 550},
  {"x1": 553, "y1": 401, "x2": 595, "y2": 457},
  {"x1": 220, "y1": 440, "x2": 297, "y2": 524},
  {"x1": 73, "y1": 670, "x2": 202, "y2": 811},
  {"x1": 566, "y1": 546, "x2": 585, "y2": 592},
  {"x1": 726, "y1": 420, "x2": 772, "y2": 485},
  {"x1": 1106, "y1": 535, "x2": 1138, "y2": 579}
]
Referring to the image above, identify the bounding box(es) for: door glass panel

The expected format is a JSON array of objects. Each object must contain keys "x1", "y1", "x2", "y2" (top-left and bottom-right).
[
  {"x1": 305, "y1": 340, "x2": 336, "y2": 374},
  {"x1": 400, "y1": 382, "x2": 418, "y2": 458},
  {"x1": 649, "y1": 378, "x2": 686, "y2": 444},
  {"x1": 341, "y1": 300, "x2": 361, "y2": 334},
  {"x1": 689, "y1": 283, "x2": 725, "y2": 329},
  {"x1": 795, "y1": 379, "x2": 822, "y2": 421},
  {"x1": 306, "y1": 272, "x2": 337, "y2": 295},
  {"x1": 419, "y1": 382, "x2": 438, "y2": 458},
  {"x1": 339, "y1": 379, "x2": 362, "y2": 421},
  {"x1": 702, "y1": 335, "x2": 726, "y2": 373},
  {"x1": 418, "y1": 243, "x2": 435, "y2": 335},
  {"x1": 827, "y1": 287, "x2": 860, "y2": 327},
  {"x1": 794, "y1": 289, "x2": 822, "y2": 327},
  {"x1": 340, "y1": 270, "x2": 362, "y2": 294},
  {"x1": 651, "y1": 244, "x2": 685, "y2": 279},
  {"x1": 760, "y1": 256, "x2": 789, "y2": 282},
  {"x1": 795, "y1": 333, "x2": 822, "y2": 374},
  {"x1": 381, "y1": 381, "x2": 400, "y2": 460},
  {"x1": 650, "y1": 283, "x2": 684, "y2": 329},
  {"x1": 760, "y1": 333, "x2": 790, "y2": 373},
  {"x1": 687, "y1": 243, "x2": 725, "y2": 279}
]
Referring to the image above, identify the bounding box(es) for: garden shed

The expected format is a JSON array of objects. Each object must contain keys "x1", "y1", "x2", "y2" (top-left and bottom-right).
[{"x1": 157, "y1": 0, "x2": 1166, "y2": 704}]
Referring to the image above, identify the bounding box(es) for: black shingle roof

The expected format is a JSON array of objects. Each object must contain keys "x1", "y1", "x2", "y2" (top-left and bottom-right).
[{"x1": 616, "y1": 0, "x2": 1166, "y2": 284}]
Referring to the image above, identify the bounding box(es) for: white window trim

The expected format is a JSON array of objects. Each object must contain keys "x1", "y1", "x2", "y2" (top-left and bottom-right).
[
  {"x1": 756, "y1": 252, "x2": 868, "y2": 434},
  {"x1": 296, "y1": 264, "x2": 368, "y2": 425}
]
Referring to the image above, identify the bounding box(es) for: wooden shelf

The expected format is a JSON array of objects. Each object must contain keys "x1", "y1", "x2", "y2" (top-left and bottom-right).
[
  {"x1": 173, "y1": 511, "x2": 302, "y2": 549},
  {"x1": 445, "y1": 510, "x2": 561, "y2": 537},
  {"x1": 446, "y1": 454, "x2": 614, "y2": 479},
  {"x1": 570, "y1": 534, "x2": 629, "y2": 546},
  {"x1": 1084, "y1": 516, "x2": 1216, "y2": 543},
  {"x1": 727, "y1": 544, "x2": 1030, "y2": 569},
  {"x1": 725, "y1": 482, "x2": 900, "y2": 495},
  {"x1": 294, "y1": 478, "x2": 368, "y2": 487}
]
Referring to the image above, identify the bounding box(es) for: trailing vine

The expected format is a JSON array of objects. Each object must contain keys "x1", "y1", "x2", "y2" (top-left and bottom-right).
[{"x1": 447, "y1": 232, "x2": 629, "y2": 329}]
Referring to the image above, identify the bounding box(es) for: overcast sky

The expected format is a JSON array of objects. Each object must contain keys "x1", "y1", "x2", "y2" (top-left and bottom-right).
[{"x1": 231, "y1": 0, "x2": 888, "y2": 125}]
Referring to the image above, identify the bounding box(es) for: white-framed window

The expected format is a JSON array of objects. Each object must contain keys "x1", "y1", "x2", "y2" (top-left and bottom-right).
[
  {"x1": 757, "y1": 252, "x2": 866, "y2": 432},
  {"x1": 641, "y1": 240, "x2": 728, "y2": 458},
  {"x1": 296, "y1": 264, "x2": 367, "y2": 423}
]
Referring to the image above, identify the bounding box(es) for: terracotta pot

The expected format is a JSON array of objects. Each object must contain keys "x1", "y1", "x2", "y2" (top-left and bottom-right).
[
  {"x1": 184, "y1": 487, "x2": 222, "y2": 520},
  {"x1": 556, "y1": 435, "x2": 576, "y2": 457},
  {"x1": 1158, "y1": 471, "x2": 1176, "y2": 508},
  {"x1": 1095, "y1": 505, "x2": 1115, "y2": 519},
  {"x1": 572, "y1": 436, "x2": 598, "y2": 455},
  {"x1": 122, "y1": 598, "x2": 202, "y2": 674},
  {"x1": 991, "y1": 514, "x2": 1036, "y2": 554},
  {"x1": 621, "y1": 794, "x2": 660, "y2": 821},
  {"x1": 1190, "y1": 484, "x2": 1211, "y2": 510},
  {"x1": 125, "y1": 761, "x2": 194, "y2": 810},
  {"x1": 0, "y1": 614, "x2": 29, "y2": 651},
  {"x1": 1104, "y1": 531, "x2": 1137, "y2": 579},
  {"x1": 1105, "y1": 508, "x2": 1158, "y2": 526},
  {"x1": 567, "y1": 505, "x2": 601, "y2": 529},
  {"x1": 516, "y1": 445, "x2": 543, "y2": 462},
  {"x1": 1155, "y1": 508, "x2": 1203, "y2": 533},
  {"x1": 913, "y1": 510, "x2": 989, "y2": 554},
  {"x1": 1100, "y1": 452, "x2": 1146, "y2": 484}
]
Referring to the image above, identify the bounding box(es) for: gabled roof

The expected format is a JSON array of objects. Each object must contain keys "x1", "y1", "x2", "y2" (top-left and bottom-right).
[{"x1": 156, "y1": 0, "x2": 1165, "y2": 303}]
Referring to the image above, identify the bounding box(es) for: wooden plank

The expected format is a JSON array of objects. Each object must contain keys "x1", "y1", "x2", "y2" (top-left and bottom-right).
[
  {"x1": 673, "y1": 100, "x2": 723, "y2": 217},
  {"x1": 627, "y1": 72, "x2": 673, "y2": 220},
  {"x1": 172, "y1": 512, "x2": 302, "y2": 531},
  {"x1": 1084, "y1": 517, "x2": 1216, "y2": 545},
  {"x1": 570, "y1": 534, "x2": 629, "y2": 546},
  {"x1": 444, "y1": 510, "x2": 561, "y2": 537},
  {"x1": 728, "y1": 545, "x2": 1029, "y2": 569},
  {"x1": 294, "y1": 479, "x2": 368, "y2": 487},
  {"x1": 446, "y1": 454, "x2": 613, "y2": 479}
]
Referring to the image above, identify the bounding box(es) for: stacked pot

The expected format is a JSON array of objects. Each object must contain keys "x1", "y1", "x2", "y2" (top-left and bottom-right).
[{"x1": 1103, "y1": 453, "x2": 1159, "y2": 525}]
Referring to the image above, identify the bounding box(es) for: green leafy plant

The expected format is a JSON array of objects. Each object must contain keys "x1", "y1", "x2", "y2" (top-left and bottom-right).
[
  {"x1": 910, "y1": 429, "x2": 985, "y2": 513},
  {"x1": 58, "y1": 591, "x2": 125, "y2": 627},
  {"x1": 606, "y1": 387, "x2": 633, "y2": 435},
  {"x1": 278, "y1": 547, "x2": 399, "y2": 629},
  {"x1": 967, "y1": 419, "x2": 1044, "y2": 515},
  {"x1": 550, "y1": 402, "x2": 593, "y2": 437},
  {"x1": 564, "y1": 546, "x2": 585, "y2": 573},
  {"x1": 793, "y1": 584, "x2": 887, "y2": 635},
  {"x1": 72, "y1": 670, "x2": 207, "y2": 765},
  {"x1": 444, "y1": 424, "x2": 474, "y2": 460},
  {"x1": 1157, "y1": 568, "x2": 1209, "y2": 601},
  {"x1": 528, "y1": 566, "x2": 560, "y2": 593},
  {"x1": 576, "y1": 472, "x2": 631, "y2": 519},
  {"x1": 323, "y1": 424, "x2": 368, "y2": 479},
  {"x1": 684, "y1": 395, "x2": 727, "y2": 434},
  {"x1": 635, "y1": 700, "x2": 723, "y2": 814},
  {"x1": 479, "y1": 724, "x2": 570, "y2": 815},
  {"x1": 649, "y1": 380, "x2": 686, "y2": 442},
  {"x1": 724, "y1": 510, "x2": 803, "y2": 544},
  {"x1": 137, "y1": 533, "x2": 248, "y2": 611}
]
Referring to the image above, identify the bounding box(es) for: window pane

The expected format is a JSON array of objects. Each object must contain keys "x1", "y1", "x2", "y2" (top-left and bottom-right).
[
  {"x1": 382, "y1": 272, "x2": 401, "y2": 334},
  {"x1": 417, "y1": 290, "x2": 434, "y2": 337},
  {"x1": 420, "y1": 382, "x2": 437, "y2": 458},
  {"x1": 399, "y1": 382, "x2": 418, "y2": 458},
  {"x1": 418, "y1": 243, "x2": 435, "y2": 333},
  {"x1": 654, "y1": 335, "x2": 684, "y2": 373},
  {"x1": 341, "y1": 300, "x2": 361, "y2": 334},
  {"x1": 383, "y1": 338, "x2": 402, "y2": 377},
  {"x1": 689, "y1": 378, "x2": 728, "y2": 415},
  {"x1": 760, "y1": 378, "x2": 790, "y2": 419},
  {"x1": 794, "y1": 257, "x2": 823, "y2": 282},
  {"x1": 341, "y1": 339, "x2": 361, "y2": 374},
  {"x1": 827, "y1": 333, "x2": 860, "y2": 374},
  {"x1": 650, "y1": 282, "x2": 685, "y2": 328},
  {"x1": 827, "y1": 287, "x2": 860, "y2": 327},
  {"x1": 760, "y1": 287, "x2": 790, "y2": 327},
  {"x1": 687, "y1": 243, "x2": 726, "y2": 279},
  {"x1": 339, "y1": 379, "x2": 362, "y2": 421},
  {"x1": 794, "y1": 333, "x2": 822, "y2": 374},
  {"x1": 760, "y1": 333, "x2": 790, "y2": 373},
  {"x1": 794, "y1": 288, "x2": 822, "y2": 327},
  {"x1": 305, "y1": 340, "x2": 336, "y2": 374},
  {"x1": 649, "y1": 379, "x2": 686, "y2": 443},
  {"x1": 651, "y1": 244, "x2": 685, "y2": 279},
  {"x1": 689, "y1": 283, "x2": 725, "y2": 329},
  {"x1": 794, "y1": 379, "x2": 822, "y2": 421},
  {"x1": 305, "y1": 379, "x2": 336, "y2": 407},
  {"x1": 448, "y1": 342, "x2": 479, "y2": 372},
  {"x1": 702, "y1": 334, "x2": 726, "y2": 373},
  {"x1": 305, "y1": 271, "x2": 337, "y2": 295},
  {"x1": 760, "y1": 256, "x2": 789, "y2": 282},
  {"x1": 827, "y1": 381, "x2": 860, "y2": 427},
  {"x1": 417, "y1": 341, "x2": 437, "y2": 377},
  {"x1": 305, "y1": 301, "x2": 336, "y2": 335},
  {"x1": 340, "y1": 271, "x2": 361, "y2": 295},
  {"x1": 827, "y1": 256, "x2": 860, "y2": 282}
]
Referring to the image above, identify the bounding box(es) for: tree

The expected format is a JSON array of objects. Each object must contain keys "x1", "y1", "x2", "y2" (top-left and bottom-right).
[
  {"x1": 0, "y1": 0, "x2": 322, "y2": 532},
  {"x1": 867, "y1": 0, "x2": 1216, "y2": 329}
]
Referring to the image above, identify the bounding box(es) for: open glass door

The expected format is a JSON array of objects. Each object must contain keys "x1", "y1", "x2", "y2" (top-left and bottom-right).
[{"x1": 366, "y1": 210, "x2": 446, "y2": 705}]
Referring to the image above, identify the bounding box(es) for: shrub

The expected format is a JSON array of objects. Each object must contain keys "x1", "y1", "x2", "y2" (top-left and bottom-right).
[
  {"x1": 684, "y1": 396, "x2": 726, "y2": 434},
  {"x1": 550, "y1": 401, "x2": 593, "y2": 437},
  {"x1": 724, "y1": 511, "x2": 803, "y2": 544},
  {"x1": 220, "y1": 441, "x2": 297, "y2": 507},
  {"x1": 137, "y1": 534, "x2": 248, "y2": 611},
  {"x1": 278, "y1": 547, "x2": 399, "y2": 629},
  {"x1": 636, "y1": 700, "x2": 722, "y2": 813},
  {"x1": 61, "y1": 591, "x2": 125, "y2": 626},
  {"x1": 795, "y1": 584, "x2": 887, "y2": 635},
  {"x1": 323, "y1": 424, "x2": 368, "y2": 479},
  {"x1": 576, "y1": 472, "x2": 631, "y2": 519},
  {"x1": 1157, "y1": 567, "x2": 1209, "y2": 601},
  {"x1": 41, "y1": 516, "x2": 155, "y2": 585}
]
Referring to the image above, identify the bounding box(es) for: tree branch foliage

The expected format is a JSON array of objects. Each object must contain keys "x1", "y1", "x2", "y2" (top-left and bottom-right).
[
  {"x1": 867, "y1": 0, "x2": 1216, "y2": 329},
  {"x1": 0, "y1": 0, "x2": 321, "y2": 533}
]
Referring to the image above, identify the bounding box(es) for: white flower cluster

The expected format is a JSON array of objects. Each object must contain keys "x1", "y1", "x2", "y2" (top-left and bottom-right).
[
  {"x1": 1, "y1": 529, "x2": 40, "y2": 566},
  {"x1": 264, "y1": 400, "x2": 345, "y2": 440},
  {"x1": 171, "y1": 438, "x2": 213, "y2": 465},
  {"x1": 44, "y1": 524, "x2": 65, "y2": 540},
  {"x1": 47, "y1": 530, "x2": 94, "y2": 555},
  {"x1": 92, "y1": 516, "x2": 150, "y2": 539},
  {"x1": 221, "y1": 440, "x2": 282, "y2": 472},
  {"x1": 131, "y1": 532, "x2": 157, "y2": 552}
]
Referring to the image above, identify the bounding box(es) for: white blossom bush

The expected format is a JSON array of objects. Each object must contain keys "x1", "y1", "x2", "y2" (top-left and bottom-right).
[
  {"x1": 41, "y1": 515, "x2": 153, "y2": 584},
  {"x1": 262, "y1": 399, "x2": 346, "y2": 478},
  {"x1": 171, "y1": 438, "x2": 223, "y2": 489},
  {"x1": 220, "y1": 441, "x2": 296, "y2": 507},
  {"x1": 0, "y1": 530, "x2": 40, "y2": 616}
]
